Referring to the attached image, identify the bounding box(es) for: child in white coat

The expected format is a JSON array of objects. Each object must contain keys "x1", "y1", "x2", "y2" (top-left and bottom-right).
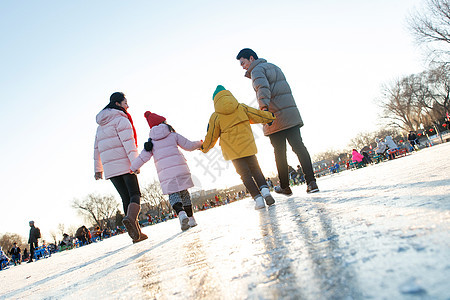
[{"x1": 131, "y1": 111, "x2": 202, "y2": 231}]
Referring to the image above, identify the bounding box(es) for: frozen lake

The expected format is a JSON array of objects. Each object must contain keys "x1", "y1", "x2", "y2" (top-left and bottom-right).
[{"x1": 1, "y1": 143, "x2": 450, "y2": 299}]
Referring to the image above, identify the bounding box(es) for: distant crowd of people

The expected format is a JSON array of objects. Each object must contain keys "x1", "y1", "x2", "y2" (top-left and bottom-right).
[
  {"x1": 0, "y1": 221, "x2": 129, "y2": 270},
  {"x1": 1, "y1": 189, "x2": 262, "y2": 271},
  {"x1": 196, "y1": 191, "x2": 248, "y2": 211},
  {"x1": 0, "y1": 243, "x2": 25, "y2": 270},
  {"x1": 345, "y1": 133, "x2": 423, "y2": 171},
  {"x1": 306, "y1": 132, "x2": 432, "y2": 176}
]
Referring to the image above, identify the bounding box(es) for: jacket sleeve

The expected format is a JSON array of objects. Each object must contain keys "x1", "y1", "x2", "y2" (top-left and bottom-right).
[
  {"x1": 93, "y1": 133, "x2": 103, "y2": 173},
  {"x1": 201, "y1": 113, "x2": 221, "y2": 154},
  {"x1": 130, "y1": 149, "x2": 153, "y2": 172},
  {"x1": 175, "y1": 133, "x2": 202, "y2": 151},
  {"x1": 241, "y1": 104, "x2": 276, "y2": 124},
  {"x1": 251, "y1": 66, "x2": 271, "y2": 109},
  {"x1": 116, "y1": 117, "x2": 139, "y2": 163}
]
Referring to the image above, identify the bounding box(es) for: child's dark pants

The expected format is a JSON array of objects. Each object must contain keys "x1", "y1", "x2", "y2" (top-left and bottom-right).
[{"x1": 232, "y1": 155, "x2": 267, "y2": 198}]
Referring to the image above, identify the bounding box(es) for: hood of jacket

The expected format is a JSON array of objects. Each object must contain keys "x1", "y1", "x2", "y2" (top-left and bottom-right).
[
  {"x1": 150, "y1": 123, "x2": 171, "y2": 141},
  {"x1": 96, "y1": 108, "x2": 126, "y2": 126},
  {"x1": 213, "y1": 90, "x2": 239, "y2": 115},
  {"x1": 245, "y1": 58, "x2": 267, "y2": 78}
]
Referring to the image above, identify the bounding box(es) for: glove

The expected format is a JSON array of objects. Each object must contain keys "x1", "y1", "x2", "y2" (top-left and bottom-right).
[{"x1": 94, "y1": 172, "x2": 103, "y2": 180}]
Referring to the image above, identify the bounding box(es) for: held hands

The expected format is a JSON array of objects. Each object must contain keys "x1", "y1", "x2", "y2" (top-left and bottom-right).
[
  {"x1": 94, "y1": 172, "x2": 103, "y2": 180},
  {"x1": 260, "y1": 107, "x2": 274, "y2": 126},
  {"x1": 268, "y1": 113, "x2": 275, "y2": 126},
  {"x1": 197, "y1": 140, "x2": 203, "y2": 150}
]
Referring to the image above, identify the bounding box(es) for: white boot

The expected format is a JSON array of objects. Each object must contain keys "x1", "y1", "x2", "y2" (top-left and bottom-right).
[
  {"x1": 178, "y1": 211, "x2": 189, "y2": 231},
  {"x1": 254, "y1": 195, "x2": 265, "y2": 210},
  {"x1": 260, "y1": 187, "x2": 275, "y2": 206},
  {"x1": 188, "y1": 216, "x2": 197, "y2": 227}
]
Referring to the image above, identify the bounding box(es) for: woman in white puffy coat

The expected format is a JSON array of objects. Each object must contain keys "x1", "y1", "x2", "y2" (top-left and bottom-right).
[{"x1": 94, "y1": 92, "x2": 147, "y2": 243}]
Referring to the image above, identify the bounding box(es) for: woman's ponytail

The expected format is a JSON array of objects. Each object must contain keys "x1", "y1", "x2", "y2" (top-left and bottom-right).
[{"x1": 167, "y1": 124, "x2": 176, "y2": 133}]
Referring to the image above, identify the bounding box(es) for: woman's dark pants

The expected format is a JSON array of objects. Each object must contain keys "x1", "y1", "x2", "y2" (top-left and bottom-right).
[{"x1": 110, "y1": 173, "x2": 141, "y2": 215}]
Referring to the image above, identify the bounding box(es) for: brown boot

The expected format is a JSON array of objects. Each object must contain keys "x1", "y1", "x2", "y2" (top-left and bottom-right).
[
  {"x1": 133, "y1": 232, "x2": 148, "y2": 243},
  {"x1": 132, "y1": 220, "x2": 148, "y2": 244},
  {"x1": 123, "y1": 203, "x2": 140, "y2": 240}
]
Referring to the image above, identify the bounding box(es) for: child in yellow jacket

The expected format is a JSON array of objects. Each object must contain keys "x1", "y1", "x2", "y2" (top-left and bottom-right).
[{"x1": 201, "y1": 85, "x2": 276, "y2": 209}]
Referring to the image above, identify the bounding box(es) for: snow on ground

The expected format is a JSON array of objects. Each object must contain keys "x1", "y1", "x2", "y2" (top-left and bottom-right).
[{"x1": 1, "y1": 143, "x2": 450, "y2": 300}]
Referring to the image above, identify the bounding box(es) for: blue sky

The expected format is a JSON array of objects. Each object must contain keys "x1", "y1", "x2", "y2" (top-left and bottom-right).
[{"x1": 0, "y1": 0, "x2": 425, "y2": 240}]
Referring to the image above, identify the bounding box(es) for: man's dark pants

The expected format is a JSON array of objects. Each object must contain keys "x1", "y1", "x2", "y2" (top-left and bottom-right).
[
  {"x1": 29, "y1": 242, "x2": 38, "y2": 261},
  {"x1": 268, "y1": 125, "x2": 315, "y2": 189}
]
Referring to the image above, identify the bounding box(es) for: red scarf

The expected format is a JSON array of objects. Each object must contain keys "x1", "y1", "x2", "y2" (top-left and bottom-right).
[{"x1": 125, "y1": 111, "x2": 138, "y2": 147}]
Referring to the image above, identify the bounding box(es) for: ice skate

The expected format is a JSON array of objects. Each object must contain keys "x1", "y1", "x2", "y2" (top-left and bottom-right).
[
  {"x1": 306, "y1": 181, "x2": 319, "y2": 193},
  {"x1": 260, "y1": 187, "x2": 275, "y2": 206},
  {"x1": 188, "y1": 216, "x2": 197, "y2": 227},
  {"x1": 254, "y1": 195, "x2": 265, "y2": 210},
  {"x1": 178, "y1": 211, "x2": 190, "y2": 231},
  {"x1": 274, "y1": 186, "x2": 293, "y2": 196}
]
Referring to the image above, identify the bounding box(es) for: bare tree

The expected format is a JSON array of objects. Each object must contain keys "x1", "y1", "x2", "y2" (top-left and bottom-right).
[
  {"x1": 57, "y1": 223, "x2": 65, "y2": 237},
  {"x1": 377, "y1": 67, "x2": 450, "y2": 132},
  {"x1": 373, "y1": 128, "x2": 403, "y2": 141},
  {"x1": 0, "y1": 233, "x2": 27, "y2": 255},
  {"x1": 313, "y1": 148, "x2": 343, "y2": 163},
  {"x1": 67, "y1": 225, "x2": 78, "y2": 237},
  {"x1": 140, "y1": 181, "x2": 170, "y2": 218},
  {"x1": 408, "y1": 0, "x2": 450, "y2": 63},
  {"x1": 426, "y1": 64, "x2": 450, "y2": 115},
  {"x1": 378, "y1": 76, "x2": 423, "y2": 131},
  {"x1": 72, "y1": 194, "x2": 119, "y2": 230},
  {"x1": 49, "y1": 230, "x2": 58, "y2": 245},
  {"x1": 348, "y1": 131, "x2": 378, "y2": 151}
]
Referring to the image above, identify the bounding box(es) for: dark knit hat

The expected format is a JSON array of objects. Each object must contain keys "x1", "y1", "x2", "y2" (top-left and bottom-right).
[
  {"x1": 110, "y1": 92, "x2": 125, "y2": 104},
  {"x1": 144, "y1": 111, "x2": 166, "y2": 128},
  {"x1": 212, "y1": 85, "x2": 226, "y2": 100}
]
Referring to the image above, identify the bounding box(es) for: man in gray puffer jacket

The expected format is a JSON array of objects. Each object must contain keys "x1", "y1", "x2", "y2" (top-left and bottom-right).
[{"x1": 236, "y1": 48, "x2": 319, "y2": 195}]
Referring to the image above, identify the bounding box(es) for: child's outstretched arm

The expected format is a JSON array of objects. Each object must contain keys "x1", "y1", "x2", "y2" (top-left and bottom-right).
[
  {"x1": 176, "y1": 133, "x2": 202, "y2": 151},
  {"x1": 130, "y1": 149, "x2": 153, "y2": 173},
  {"x1": 241, "y1": 103, "x2": 276, "y2": 124},
  {"x1": 201, "y1": 113, "x2": 221, "y2": 153}
]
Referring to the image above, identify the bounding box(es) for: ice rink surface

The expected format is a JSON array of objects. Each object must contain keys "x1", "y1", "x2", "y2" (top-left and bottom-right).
[{"x1": 1, "y1": 143, "x2": 450, "y2": 299}]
